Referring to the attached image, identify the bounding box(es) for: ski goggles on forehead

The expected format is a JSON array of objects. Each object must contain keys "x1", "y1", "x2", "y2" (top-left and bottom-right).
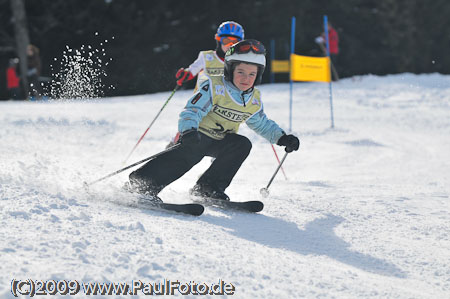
[
  {"x1": 233, "y1": 40, "x2": 266, "y2": 55},
  {"x1": 216, "y1": 35, "x2": 240, "y2": 46}
]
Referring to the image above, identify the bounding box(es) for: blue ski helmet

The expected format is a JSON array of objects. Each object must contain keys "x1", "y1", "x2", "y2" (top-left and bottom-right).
[{"x1": 215, "y1": 21, "x2": 245, "y2": 41}]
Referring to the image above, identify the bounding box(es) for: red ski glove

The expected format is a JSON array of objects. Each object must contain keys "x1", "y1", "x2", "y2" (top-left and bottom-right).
[{"x1": 176, "y1": 68, "x2": 195, "y2": 86}]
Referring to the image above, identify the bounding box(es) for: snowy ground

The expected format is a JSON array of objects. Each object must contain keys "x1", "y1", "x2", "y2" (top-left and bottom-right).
[{"x1": 1, "y1": 73, "x2": 449, "y2": 298}]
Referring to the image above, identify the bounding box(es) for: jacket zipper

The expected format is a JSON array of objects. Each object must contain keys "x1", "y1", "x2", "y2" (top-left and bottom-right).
[{"x1": 241, "y1": 93, "x2": 246, "y2": 107}]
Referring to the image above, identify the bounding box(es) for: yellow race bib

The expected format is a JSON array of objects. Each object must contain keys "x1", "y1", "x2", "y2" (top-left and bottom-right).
[
  {"x1": 198, "y1": 77, "x2": 262, "y2": 140},
  {"x1": 195, "y1": 50, "x2": 225, "y2": 92}
]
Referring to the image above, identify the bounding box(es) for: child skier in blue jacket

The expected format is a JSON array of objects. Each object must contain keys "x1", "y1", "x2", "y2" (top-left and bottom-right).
[{"x1": 129, "y1": 40, "x2": 299, "y2": 201}]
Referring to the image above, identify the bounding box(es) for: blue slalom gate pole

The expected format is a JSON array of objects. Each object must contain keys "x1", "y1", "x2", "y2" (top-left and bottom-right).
[
  {"x1": 289, "y1": 17, "x2": 296, "y2": 133},
  {"x1": 324, "y1": 15, "x2": 335, "y2": 128},
  {"x1": 270, "y1": 39, "x2": 275, "y2": 84}
]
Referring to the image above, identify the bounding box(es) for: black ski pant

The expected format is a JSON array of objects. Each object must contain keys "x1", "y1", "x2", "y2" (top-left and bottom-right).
[{"x1": 129, "y1": 133, "x2": 252, "y2": 194}]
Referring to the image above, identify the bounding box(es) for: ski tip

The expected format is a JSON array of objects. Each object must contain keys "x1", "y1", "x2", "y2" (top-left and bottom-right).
[
  {"x1": 250, "y1": 201, "x2": 264, "y2": 212},
  {"x1": 190, "y1": 204, "x2": 205, "y2": 216}
]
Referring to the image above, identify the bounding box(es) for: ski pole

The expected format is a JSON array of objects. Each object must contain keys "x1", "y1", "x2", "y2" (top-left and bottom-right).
[
  {"x1": 271, "y1": 144, "x2": 288, "y2": 180},
  {"x1": 260, "y1": 152, "x2": 289, "y2": 198},
  {"x1": 85, "y1": 143, "x2": 181, "y2": 188},
  {"x1": 122, "y1": 85, "x2": 179, "y2": 165}
]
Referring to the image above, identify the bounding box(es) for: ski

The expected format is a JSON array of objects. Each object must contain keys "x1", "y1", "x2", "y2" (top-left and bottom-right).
[
  {"x1": 197, "y1": 198, "x2": 264, "y2": 213},
  {"x1": 126, "y1": 198, "x2": 204, "y2": 216},
  {"x1": 119, "y1": 183, "x2": 204, "y2": 216}
]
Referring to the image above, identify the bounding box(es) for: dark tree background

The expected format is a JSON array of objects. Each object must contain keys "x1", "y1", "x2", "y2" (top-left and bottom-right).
[{"x1": 1, "y1": 0, "x2": 449, "y2": 100}]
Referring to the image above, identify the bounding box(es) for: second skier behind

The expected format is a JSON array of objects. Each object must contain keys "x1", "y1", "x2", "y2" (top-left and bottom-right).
[{"x1": 175, "y1": 20, "x2": 245, "y2": 91}]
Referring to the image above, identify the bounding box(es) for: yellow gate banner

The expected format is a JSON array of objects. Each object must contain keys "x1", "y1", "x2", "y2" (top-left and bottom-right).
[
  {"x1": 290, "y1": 54, "x2": 331, "y2": 82},
  {"x1": 271, "y1": 60, "x2": 290, "y2": 73}
]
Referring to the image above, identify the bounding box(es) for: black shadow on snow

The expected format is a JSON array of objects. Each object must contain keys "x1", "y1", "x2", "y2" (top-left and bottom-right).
[{"x1": 201, "y1": 213, "x2": 406, "y2": 278}]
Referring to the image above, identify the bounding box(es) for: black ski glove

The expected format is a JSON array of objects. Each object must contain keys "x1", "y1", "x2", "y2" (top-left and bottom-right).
[
  {"x1": 277, "y1": 134, "x2": 300, "y2": 153},
  {"x1": 180, "y1": 129, "x2": 201, "y2": 146}
]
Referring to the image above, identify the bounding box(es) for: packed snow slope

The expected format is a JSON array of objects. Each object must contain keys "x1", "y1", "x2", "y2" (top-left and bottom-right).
[{"x1": 1, "y1": 73, "x2": 449, "y2": 298}]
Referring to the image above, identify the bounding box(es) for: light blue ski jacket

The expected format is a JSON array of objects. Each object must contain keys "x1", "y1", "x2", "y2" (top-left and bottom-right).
[{"x1": 178, "y1": 79, "x2": 285, "y2": 144}]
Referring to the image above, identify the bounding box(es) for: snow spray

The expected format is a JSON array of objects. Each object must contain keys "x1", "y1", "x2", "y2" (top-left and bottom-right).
[{"x1": 46, "y1": 33, "x2": 114, "y2": 100}]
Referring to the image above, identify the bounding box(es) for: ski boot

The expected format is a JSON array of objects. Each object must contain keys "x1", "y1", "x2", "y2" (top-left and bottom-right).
[
  {"x1": 123, "y1": 181, "x2": 163, "y2": 204},
  {"x1": 190, "y1": 184, "x2": 230, "y2": 201}
]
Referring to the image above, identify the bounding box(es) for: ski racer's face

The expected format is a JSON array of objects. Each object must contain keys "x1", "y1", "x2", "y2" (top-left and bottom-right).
[
  {"x1": 233, "y1": 63, "x2": 258, "y2": 91},
  {"x1": 218, "y1": 36, "x2": 240, "y2": 53}
]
